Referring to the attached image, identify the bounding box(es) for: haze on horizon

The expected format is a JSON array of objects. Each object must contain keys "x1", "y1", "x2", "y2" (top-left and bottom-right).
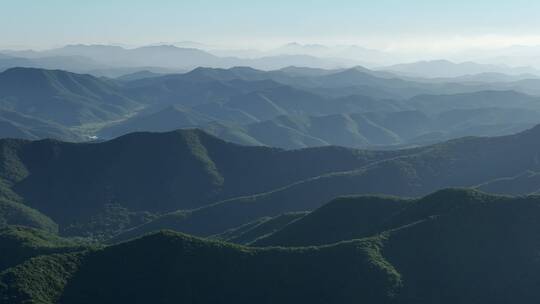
[{"x1": 2, "y1": 0, "x2": 540, "y2": 58}]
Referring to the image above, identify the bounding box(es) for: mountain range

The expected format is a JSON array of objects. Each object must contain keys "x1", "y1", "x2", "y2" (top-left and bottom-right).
[
  {"x1": 2, "y1": 65, "x2": 540, "y2": 151},
  {"x1": 4, "y1": 44, "x2": 540, "y2": 79},
  {"x1": 1, "y1": 44, "x2": 355, "y2": 74},
  {"x1": 4, "y1": 188, "x2": 540, "y2": 303},
  {"x1": 110, "y1": 124, "x2": 540, "y2": 240},
  {"x1": 1, "y1": 124, "x2": 540, "y2": 241},
  {"x1": 3, "y1": 57, "x2": 540, "y2": 302},
  {"x1": 381, "y1": 59, "x2": 540, "y2": 78}
]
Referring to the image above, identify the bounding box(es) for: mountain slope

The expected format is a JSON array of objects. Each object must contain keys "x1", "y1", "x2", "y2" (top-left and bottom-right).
[
  {"x1": 254, "y1": 195, "x2": 407, "y2": 246},
  {"x1": 408, "y1": 90, "x2": 540, "y2": 114},
  {"x1": 4, "y1": 189, "x2": 540, "y2": 303},
  {"x1": 98, "y1": 104, "x2": 539, "y2": 150},
  {"x1": 382, "y1": 59, "x2": 540, "y2": 78},
  {"x1": 0, "y1": 231, "x2": 400, "y2": 304},
  {"x1": 98, "y1": 105, "x2": 214, "y2": 138},
  {"x1": 0, "y1": 129, "x2": 404, "y2": 235},
  {"x1": 117, "y1": 125, "x2": 540, "y2": 238},
  {"x1": 381, "y1": 189, "x2": 540, "y2": 303},
  {"x1": 247, "y1": 189, "x2": 540, "y2": 303},
  {"x1": 254, "y1": 189, "x2": 509, "y2": 247},
  {"x1": 0, "y1": 226, "x2": 84, "y2": 272},
  {"x1": 0, "y1": 67, "x2": 140, "y2": 126},
  {"x1": 211, "y1": 212, "x2": 308, "y2": 245},
  {"x1": 0, "y1": 199, "x2": 58, "y2": 233},
  {"x1": 0, "y1": 109, "x2": 82, "y2": 141}
]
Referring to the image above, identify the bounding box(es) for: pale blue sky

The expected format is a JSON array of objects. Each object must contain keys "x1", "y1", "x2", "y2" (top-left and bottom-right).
[{"x1": 2, "y1": 0, "x2": 540, "y2": 50}]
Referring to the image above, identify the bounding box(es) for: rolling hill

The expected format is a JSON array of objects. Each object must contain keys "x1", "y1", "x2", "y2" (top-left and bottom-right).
[
  {"x1": 3, "y1": 189, "x2": 540, "y2": 303},
  {"x1": 100, "y1": 77, "x2": 540, "y2": 149},
  {"x1": 0, "y1": 67, "x2": 140, "y2": 126},
  {"x1": 0, "y1": 129, "x2": 406, "y2": 237},
  {"x1": 0, "y1": 231, "x2": 400, "y2": 304},
  {"x1": 113, "y1": 125, "x2": 540, "y2": 239},
  {"x1": 1, "y1": 66, "x2": 540, "y2": 150},
  {"x1": 0, "y1": 226, "x2": 85, "y2": 272},
  {"x1": 381, "y1": 59, "x2": 540, "y2": 78},
  {"x1": 0, "y1": 199, "x2": 58, "y2": 233},
  {"x1": 5, "y1": 44, "x2": 354, "y2": 71},
  {"x1": 0, "y1": 109, "x2": 82, "y2": 141}
]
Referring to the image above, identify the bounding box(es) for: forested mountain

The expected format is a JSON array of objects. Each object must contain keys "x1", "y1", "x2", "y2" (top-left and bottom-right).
[
  {"x1": 2, "y1": 62, "x2": 540, "y2": 304},
  {"x1": 0, "y1": 128, "x2": 409, "y2": 238},
  {"x1": 101, "y1": 107, "x2": 539, "y2": 149},
  {"x1": 3, "y1": 189, "x2": 540, "y2": 304},
  {"x1": 2, "y1": 123, "x2": 538, "y2": 241},
  {"x1": 0, "y1": 67, "x2": 140, "y2": 126},
  {"x1": 1, "y1": 66, "x2": 540, "y2": 150},
  {"x1": 112, "y1": 125, "x2": 540, "y2": 239},
  {"x1": 6, "y1": 1, "x2": 540, "y2": 302}
]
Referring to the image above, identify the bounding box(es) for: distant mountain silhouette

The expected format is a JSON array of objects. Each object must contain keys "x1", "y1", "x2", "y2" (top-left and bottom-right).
[
  {"x1": 382, "y1": 59, "x2": 540, "y2": 78},
  {"x1": 6, "y1": 45, "x2": 354, "y2": 71}
]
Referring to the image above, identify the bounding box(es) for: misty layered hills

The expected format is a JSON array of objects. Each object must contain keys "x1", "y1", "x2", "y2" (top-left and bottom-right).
[
  {"x1": 0, "y1": 67, "x2": 140, "y2": 126},
  {"x1": 408, "y1": 90, "x2": 540, "y2": 113},
  {"x1": 381, "y1": 59, "x2": 540, "y2": 78},
  {"x1": 9, "y1": 44, "x2": 540, "y2": 79},
  {"x1": 2, "y1": 62, "x2": 540, "y2": 245},
  {"x1": 116, "y1": 70, "x2": 164, "y2": 81},
  {"x1": 99, "y1": 90, "x2": 540, "y2": 149},
  {"x1": 94, "y1": 66, "x2": 540, "y2": 149},
  {"x1": 2, "y1": 66, "x2": 540, "y2": 148},
  {"x1": 0, "y1": 53, "x2": 109, "y2": 74},
  {"x1": 113, "y1": 125, "x2": 540, "y2": 239},
  {"x1": 4, "y1": 189, "x2": 540, "y2": 303},
  {"x1": 45, "y1": 44, "x2": 222, "y2": 68},
  {"x1": 0, "y1": 109, "x2": 82, "y2": 141},
  {"x1": 2, "y1": 44, "x2": 355, "y2": 72}
]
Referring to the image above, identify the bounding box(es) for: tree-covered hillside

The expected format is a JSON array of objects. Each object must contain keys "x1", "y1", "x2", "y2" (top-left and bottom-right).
[
  {"x1": 3, "y1": 189, "x2": 540, "y2": 303},
  {"x1": 0, "y1": 128, "x2": 405, "y2": 237},
  {"x1": 115, "y1": 125, "x2": 540, "y2": 239}
]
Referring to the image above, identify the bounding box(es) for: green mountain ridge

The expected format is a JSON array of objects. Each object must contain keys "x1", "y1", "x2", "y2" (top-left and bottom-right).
[
  {"x1": 0, "y1": 226, "x2": 87, "y2": 272},
  {"x1": 0, "y1": 230, "x2": 400, "y2": 304},
  {"x1": 0, "y1": 128, "x2": 402, "y2": 238},
  {"x1": 113, "y1": 125, "x2": 540, "y2": 239},
  {"x1": 100, "y1": 104, "x2": 540, "y2": 150},
  {"x1": 0, "y1": 199, "x2": 58, "y2": 233},
  {"x1": 2, "y1": 66, "x2": 540, "y2": 152},
  {"x1": 3, "y1": 189, "x2": 540, "y2": 303},
  {"x1": 0, "y1": 68, "x2": 140, "y2": 126}
]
